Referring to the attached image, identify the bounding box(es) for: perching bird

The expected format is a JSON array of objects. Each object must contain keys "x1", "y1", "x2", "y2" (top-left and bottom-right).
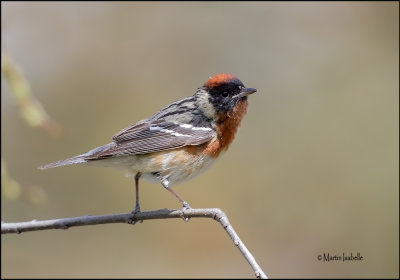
[{"x1": 39, "y1": 73, "x2": 257, "y2": 212}]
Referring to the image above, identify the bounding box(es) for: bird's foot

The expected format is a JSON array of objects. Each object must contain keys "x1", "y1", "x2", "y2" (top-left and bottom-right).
[
  {"x1": 128, "y1": 204, "x2": 142, "y2": 225},
  {"x1": 131, "y1": 203, "x2": 141, "y2": 214},
  {"x1": 179, "y1": 202, "x2": 191, "y2": 222}
]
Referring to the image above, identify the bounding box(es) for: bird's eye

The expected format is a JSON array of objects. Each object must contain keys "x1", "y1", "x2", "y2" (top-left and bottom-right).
[{"x1": 222, "y1": 91, "x2": 229, "y2": 97}]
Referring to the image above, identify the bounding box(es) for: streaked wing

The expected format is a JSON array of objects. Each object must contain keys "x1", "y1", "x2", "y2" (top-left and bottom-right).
[{"x1": 84, "y1": 120, "x2": 215, "y2": 159}]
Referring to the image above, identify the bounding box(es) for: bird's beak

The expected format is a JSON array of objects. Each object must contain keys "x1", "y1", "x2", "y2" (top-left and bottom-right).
[{"x1": 235, "y1": 87, "x2": 257, "y2": 99}]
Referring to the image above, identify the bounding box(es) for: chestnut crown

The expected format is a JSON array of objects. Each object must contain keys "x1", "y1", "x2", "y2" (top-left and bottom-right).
[{"x1": 203, "y1": 73, "x2": 256, "y2": 113}]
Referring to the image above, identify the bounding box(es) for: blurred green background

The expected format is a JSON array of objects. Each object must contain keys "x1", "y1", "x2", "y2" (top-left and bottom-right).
[{"x1": 1, "y1": 2, "x2": 398, "y2": 278}]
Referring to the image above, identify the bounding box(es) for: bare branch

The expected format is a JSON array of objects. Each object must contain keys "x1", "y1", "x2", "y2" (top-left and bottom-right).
[{"x1": 2, "y1": 208, "x2": 267, "y2": 278}]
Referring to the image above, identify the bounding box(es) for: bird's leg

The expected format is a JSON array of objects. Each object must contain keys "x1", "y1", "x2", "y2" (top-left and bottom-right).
[
  {"x1": 161, "y1": 178, "x2": 191, "y2": 212},
  {"x1": 128, "y1": 172, "x2": 142, "y2": 225},
  {"x1": 132, "y1": 172, "x2": 141, "y2": 214}
]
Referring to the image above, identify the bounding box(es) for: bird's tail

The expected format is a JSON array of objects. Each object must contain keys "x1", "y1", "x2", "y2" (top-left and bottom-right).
[{"x1": 38, "y1": 154, "x2": 87, "y2": 170}]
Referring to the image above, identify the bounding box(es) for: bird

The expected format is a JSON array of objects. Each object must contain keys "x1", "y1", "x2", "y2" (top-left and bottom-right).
[{"x1": 39, "y1": 73, "x2": 257, "y2": 212}]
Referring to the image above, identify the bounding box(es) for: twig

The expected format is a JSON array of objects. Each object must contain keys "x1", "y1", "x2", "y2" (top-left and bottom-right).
[{"x1": 1, "y1": 208, "x2": 267, "y2": 279}]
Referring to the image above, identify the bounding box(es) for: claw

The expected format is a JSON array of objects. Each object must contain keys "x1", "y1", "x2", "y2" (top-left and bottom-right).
[
  {"x1": 127, "y1": 215, "x2": 137, "y2": 225},
  {"x1": 182, "y1": 201, "x2": 191, "y2": 210},
  {"x1": 179, "y1": 202, "x2": 191, "y2": 222},
  {"x1": 128, "y1": 205, "x2": 142, "y2": 225}
]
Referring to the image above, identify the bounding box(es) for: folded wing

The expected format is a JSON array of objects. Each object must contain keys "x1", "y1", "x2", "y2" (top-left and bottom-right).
[{"x1": 84, "y1": 120, "x2": 216, "y2": 159}]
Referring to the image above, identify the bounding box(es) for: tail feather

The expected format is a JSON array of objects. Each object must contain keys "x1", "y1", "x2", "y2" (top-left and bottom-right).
[
  {"x1": 39, "y1": 143, "x2": 116, "y2": 170},
  {"x1": 38, "y1": 154, "x2": 87, "y2": 170}
]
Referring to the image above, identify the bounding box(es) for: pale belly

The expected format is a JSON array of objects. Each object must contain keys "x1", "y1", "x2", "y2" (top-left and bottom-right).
[{"x1": 86, "y1": 148, "x2": 217, "y2": 187}]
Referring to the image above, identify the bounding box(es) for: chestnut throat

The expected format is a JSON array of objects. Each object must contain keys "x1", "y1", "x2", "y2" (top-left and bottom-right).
[{"x1": 204, "y1": 99, "x2": 249, "y2": 158}]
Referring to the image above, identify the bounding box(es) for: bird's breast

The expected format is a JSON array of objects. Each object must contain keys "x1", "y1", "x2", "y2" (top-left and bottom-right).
[{"x1": 204, "y1": 99, "x2": 248, "y2": 158}]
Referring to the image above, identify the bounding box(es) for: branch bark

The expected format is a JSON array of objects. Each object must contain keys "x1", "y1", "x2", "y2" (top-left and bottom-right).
[{"x1": 1, "y1": 208, "x2": 267, "y2": 279}]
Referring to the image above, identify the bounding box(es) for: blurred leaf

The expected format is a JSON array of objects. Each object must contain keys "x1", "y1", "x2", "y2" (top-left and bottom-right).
[
  {"x1": 2, "y1": 159, "x2": 48, "y2": 205},
  {"x1": 1, "y1": 50, "x2": 61, "y2": 137},
  {"x1": 1, "y1": 159, "x2": 22, "y2": 200}
]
